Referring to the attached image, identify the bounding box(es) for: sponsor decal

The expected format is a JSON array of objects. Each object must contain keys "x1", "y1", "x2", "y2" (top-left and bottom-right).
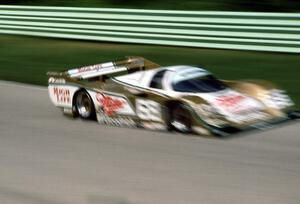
[
  {"x1": 53, "y1": 87, "x2": 70, "y2": 103},
  {"x1": 215, "y1": 95, "x2": 246, "y2": 108},
  {"x1": 96, "y1": 93, "x2": 125, "y2": 116},
  {"x1": 78, "y1": 64, "x2": 104, "y2": 73},
  {"x1": 48, "y1": 77, "x2": 66, "y2": 84},
  {"x1": 213, "y1": 94, "x2": 255, "y2": 114},
  {"x1": 69, "y1": 62, "x2": 115, "y2": 75}
]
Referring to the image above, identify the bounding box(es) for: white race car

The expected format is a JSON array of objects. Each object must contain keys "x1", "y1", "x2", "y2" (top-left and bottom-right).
[{"x1": 48, "y1": 56, "x2": 299, "y2": 136}]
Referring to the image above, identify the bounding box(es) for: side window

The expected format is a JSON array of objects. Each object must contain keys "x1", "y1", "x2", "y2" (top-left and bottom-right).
[{"x1": 149, "y1": 70, "x2": 167, "y2": 89}]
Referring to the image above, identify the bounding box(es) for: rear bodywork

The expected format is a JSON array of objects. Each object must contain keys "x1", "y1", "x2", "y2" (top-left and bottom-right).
[{"x1": 48, "y1": 56, "x2": 298, "y2": 136}]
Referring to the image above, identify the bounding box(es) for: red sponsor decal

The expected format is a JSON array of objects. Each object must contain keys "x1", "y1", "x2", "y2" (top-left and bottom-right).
[
  {"x1": 215, "y1": 95, "x2": 245, "y2": 108},
  {"x1": 96, "y1": 93, "x2": 125, "y2": 116},
  {"x1": 53, "y1": 87, "x2": 70, "y2": 103}
]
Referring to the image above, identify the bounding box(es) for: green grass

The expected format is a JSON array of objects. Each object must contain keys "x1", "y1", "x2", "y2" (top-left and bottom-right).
[{"x1": 0, "y1": 34, "x2": 299, "y2": 107}]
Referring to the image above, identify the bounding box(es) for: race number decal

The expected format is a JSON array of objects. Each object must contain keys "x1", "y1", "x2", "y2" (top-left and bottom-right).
[{"x1": 136, "y1": 99, "x2": 162, "y2": 122}]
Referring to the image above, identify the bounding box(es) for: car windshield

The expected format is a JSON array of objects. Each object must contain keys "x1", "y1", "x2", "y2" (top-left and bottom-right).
[{"x1": 172, "y1": 70, "x2": 226, "y2": 93}]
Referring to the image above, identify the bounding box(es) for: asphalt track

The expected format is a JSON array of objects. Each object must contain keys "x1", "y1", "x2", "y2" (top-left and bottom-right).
[{"x1": 0, "y1": 81, "x2": 300, "y2": 204}]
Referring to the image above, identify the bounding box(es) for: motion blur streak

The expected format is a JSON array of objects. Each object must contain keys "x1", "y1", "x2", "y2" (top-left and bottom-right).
[
  {"x1": 0, "y1": 80, "x2": 300, "y2": 204},
  {"x1": 0, "y1": 6, "x2": 300, "y2": 53}
]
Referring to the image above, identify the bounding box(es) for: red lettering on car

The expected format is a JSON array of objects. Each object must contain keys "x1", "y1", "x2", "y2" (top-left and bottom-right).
[
  {"x1": 216, "y1": 95, "x2": 245, "y2": 108},
  {"x1": 53, "y1": 87, "x2": 70, "y2": 103},
  {"x1": 96, "y1": 93, "x2": 125, "y2": 116}
]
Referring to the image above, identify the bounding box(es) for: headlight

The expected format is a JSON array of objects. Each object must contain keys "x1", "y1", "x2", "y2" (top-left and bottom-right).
[
  {"x1": 260, "y1": 89, "x2": 294, "y2": 109},
  {"x1": 194, "y1": 104, "x2": 226, "y2": 127}
]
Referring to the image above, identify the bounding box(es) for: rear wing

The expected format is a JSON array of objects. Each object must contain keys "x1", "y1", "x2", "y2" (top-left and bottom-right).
[{"x1": 47, "y1": 56, "x2": 160, "y2": 80}]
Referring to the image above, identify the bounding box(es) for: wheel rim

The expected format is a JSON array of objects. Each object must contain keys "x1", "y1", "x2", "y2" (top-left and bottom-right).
[{"x1": 76, "y1": 92, "x2": 93, "y2": 118}]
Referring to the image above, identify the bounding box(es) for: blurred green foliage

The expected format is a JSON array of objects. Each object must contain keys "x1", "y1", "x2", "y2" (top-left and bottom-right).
[
  {"x1": 2, "y1": 0, "x2": 300, "y2": 12},
  {"x1": 0, "y1": 35, "x2": 299, "y2": 107}
]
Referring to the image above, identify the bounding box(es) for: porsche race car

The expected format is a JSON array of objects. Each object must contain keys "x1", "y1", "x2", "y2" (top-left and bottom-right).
[{"x1": 47, "y1": 56, "x2": 299, "y2": 136}]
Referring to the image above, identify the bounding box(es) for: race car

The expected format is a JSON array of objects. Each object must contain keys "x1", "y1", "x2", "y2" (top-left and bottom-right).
[{"x1": 47, "y1": 56, "x2": 299, "y2": 136}]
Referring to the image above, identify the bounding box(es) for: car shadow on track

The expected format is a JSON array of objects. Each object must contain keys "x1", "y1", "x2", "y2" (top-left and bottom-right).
[
  {"x1": 220, "y1": 119, "x2": 300, "y2": 140},
  {"x1": 64, "y1": 113, "x2": 299, "y2": 140}
]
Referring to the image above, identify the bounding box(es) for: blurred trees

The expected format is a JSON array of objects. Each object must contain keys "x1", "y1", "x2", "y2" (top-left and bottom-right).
[
  {"x1": 2, "y1": 0, "x2": 300, "y2": 12},
  {"x1": 226, "y1": 0, "x2": 300, "y2": 12}
]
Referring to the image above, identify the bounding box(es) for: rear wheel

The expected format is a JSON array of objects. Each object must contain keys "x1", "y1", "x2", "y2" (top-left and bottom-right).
[
  {"x1": 170, "y1": 104, "x2": 192, "y2": 133},
  {"x1": 75, "y1": 90, "x2": 95, "y2": 120}
]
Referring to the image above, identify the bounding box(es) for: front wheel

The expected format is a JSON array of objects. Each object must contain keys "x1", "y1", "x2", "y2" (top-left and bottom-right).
[
  {"x1": 75, "y1": 90, "x2": 96, "y2": 120},
  {"x1": 170, "y1": 104, "x2": 192, "y2": 133}
]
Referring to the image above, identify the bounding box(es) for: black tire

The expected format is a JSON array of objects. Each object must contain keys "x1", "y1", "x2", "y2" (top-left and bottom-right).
[
  {"x1": 170, "y1": 104, "x2": 192, "y2": 133},
  {"x1": 74, "y1": 90, "x2": 96, "y2": 120},
  {"x1": 288, "y1": 111, "x2": 300, "y2": 119}
]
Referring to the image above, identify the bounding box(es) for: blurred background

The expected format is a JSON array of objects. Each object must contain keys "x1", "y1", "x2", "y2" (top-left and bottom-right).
[
  {"x1": 0, "y1": 2, "x2": 300, "y2": 203},
  {"x1": 2, "y1": 0, "x2": 300, "y2": 12},
  {"x1": 0, "y1": 1, "x2": 299, "y2": 107}
]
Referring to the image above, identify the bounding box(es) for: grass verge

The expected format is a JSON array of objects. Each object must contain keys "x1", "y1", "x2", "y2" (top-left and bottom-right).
[{"x1": 0, "y1": 35, "x2": 299, "y2": 107}]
